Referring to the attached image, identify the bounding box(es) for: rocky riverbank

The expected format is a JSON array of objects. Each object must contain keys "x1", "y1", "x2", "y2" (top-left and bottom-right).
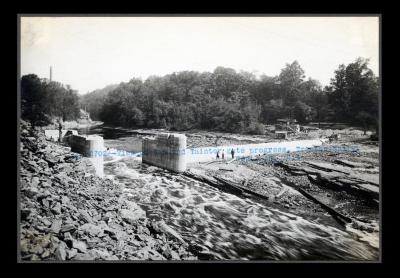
[
  {"x1": 19, "y1": 120, "x2": 197, "y2": 261},
  {"x1": 190, "y1": 138, "x2": 380, "y2": 250}
]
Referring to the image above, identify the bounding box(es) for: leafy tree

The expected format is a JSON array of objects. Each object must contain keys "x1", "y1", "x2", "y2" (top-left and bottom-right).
[
  {"x1": 83, "y1": 60, "x2": 378, "y2": 135},
  {"x1": 278, "y1": 61, "x2": 306, "y2": 107},
  {"x1": 79, "y1": 84, "x2": 118, "y2": 120},
  {"x1": 21, "y1": 74, "x2": 81, "y2": 126},
  {"x1": 252, "y1": 75, "x2": 279, "y2": 105},
  {"x1": 294, "y1": 101, "x2": 313, "y2": 123},
  {"x1": 327, "y1": 58, "x2": 379, "y2": 132},
  {"x1": 356, "y1": 111, "x2": 376, "y2": 135},
  {"x1": 212, "y1": 67, "x2": 243, "y2": 98},
  {"x1": 21, "y1": 74, "x2": 50, "y2": 126}
]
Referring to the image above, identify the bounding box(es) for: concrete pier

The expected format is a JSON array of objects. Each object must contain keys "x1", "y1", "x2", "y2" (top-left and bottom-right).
[
  {"x1": 68, "y1": 134, "x2": 105, "y2": 177},
  {"x1": 142, "y1": 133, "x2": 187, "y2": 172},
  {"x1": 140, "y1": 133, "x2": 327, "y2": 171}
]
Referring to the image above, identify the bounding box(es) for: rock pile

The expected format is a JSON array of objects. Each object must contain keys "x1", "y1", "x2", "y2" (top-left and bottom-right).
[{"x1": 19, "y1": 120, "x2": 197, "y2": 261}]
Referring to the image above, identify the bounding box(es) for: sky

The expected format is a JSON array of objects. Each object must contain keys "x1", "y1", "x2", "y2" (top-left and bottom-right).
[{"x1": 20, "y1": 16, "x2": 379, "y2": 95}]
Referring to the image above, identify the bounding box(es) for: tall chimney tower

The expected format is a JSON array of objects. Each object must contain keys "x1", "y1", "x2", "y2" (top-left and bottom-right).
[{"x1": 50, "y1": 66, "x2": 53, "y2": 82}]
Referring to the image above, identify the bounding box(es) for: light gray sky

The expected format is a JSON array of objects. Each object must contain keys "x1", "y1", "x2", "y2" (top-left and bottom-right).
[{"x1": 20, "y1": 16, "x2": 379, "y2": 94}]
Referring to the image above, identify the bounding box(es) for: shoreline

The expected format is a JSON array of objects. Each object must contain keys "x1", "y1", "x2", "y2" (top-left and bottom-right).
[
  {"x1": 19, "y1": 120, "x2": 380, "y2": 260},
  {"x1": 189, "y1": 138, "x2": 380, "y2": 252},
  {"x1": 19, "y1": 120, "x2": 197, "y2": 261}
]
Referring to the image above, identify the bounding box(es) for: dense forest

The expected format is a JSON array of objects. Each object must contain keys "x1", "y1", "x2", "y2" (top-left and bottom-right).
[
  {"x1": 80, "y1": 58, "x2": 379, "y2": 134},
  {"x1": 21, "y1": 58, "x2": 379, "y2": 135},
  {"x1": 79, "y1": 84, "x2": 119, "y2": 121},
  {"x1": 21, "y1": 74, "x2": 81, "y2": 126}
]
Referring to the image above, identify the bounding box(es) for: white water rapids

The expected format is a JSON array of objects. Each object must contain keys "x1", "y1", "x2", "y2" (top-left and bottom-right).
[{"x1": 81, "y1": 127, "x2": 379, "y2": 260}]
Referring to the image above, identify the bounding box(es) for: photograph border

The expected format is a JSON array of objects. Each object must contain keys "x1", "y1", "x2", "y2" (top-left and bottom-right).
[{"x1": 16, "y1": 13, "x2": 382, "y2": 264}]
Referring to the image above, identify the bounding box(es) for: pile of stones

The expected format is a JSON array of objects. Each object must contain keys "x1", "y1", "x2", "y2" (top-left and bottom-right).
[{"x1": 19, "y1": 120, "x2": 197, "y2": 261}]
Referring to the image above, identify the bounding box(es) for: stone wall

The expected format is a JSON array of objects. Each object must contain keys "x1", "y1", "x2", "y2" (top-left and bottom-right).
[{"x1": 142, "y1": 133, "x2": 187, "y2": 172}]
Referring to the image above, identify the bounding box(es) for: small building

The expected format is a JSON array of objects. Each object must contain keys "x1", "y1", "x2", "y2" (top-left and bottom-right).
[
  {"x1": 276, "y1": 119, "x2": 299, "y2": 134},
  {"x1": 275, "y1": 130, "x2": 288, "y2": 139}
]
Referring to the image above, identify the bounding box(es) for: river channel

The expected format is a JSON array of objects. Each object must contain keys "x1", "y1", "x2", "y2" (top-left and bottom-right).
[{"x1": 78, "y1": 125, "x2": 379, "y2": 260}]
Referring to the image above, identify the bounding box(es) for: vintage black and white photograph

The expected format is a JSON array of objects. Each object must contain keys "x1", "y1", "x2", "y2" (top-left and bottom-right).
[{"x1": 18, "y1": 15, "x2": 380, "y2": 261}]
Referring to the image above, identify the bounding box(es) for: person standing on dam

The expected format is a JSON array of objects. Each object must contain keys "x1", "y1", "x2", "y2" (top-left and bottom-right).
[
  {"x1": 231, "y1": 148, "x2": 235, "y2": 159},
  {"x1": 222, "y1": 150, "x2": 225, "y2": 160},
  {"x1": 58, "y1": 120, "x2": 63, "y2": 143},
  {"x1": 216, "y1": 150, "x2": 220, "y2": 159}
]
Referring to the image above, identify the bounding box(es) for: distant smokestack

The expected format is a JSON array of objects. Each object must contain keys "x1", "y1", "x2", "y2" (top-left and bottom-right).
[{"x1": 50, "y1": 66, "x2": 53, "y2": 82}]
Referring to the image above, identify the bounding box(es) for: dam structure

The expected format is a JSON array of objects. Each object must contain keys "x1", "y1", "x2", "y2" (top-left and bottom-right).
[
  {"x1": 142, "y1": 133, "x2": 187, "y2": 172},
  {"x1": 141, "y1": 133, "x2": 327, "y2": 172},
  {"x1": 67, "y1": 134, "x2": 105, "y2": 178},
  {"x1": 185, "y1": 139, "x2": 328, "y2": 164}
]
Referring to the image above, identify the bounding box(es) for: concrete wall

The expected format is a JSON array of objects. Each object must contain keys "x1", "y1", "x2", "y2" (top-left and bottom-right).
[
  {"x1": 185, "y1": 139, "x2": 327, "y2": 164},
  {"x1": 45, "y1": 130, "x2": 106, "y2": 177},
  {"x1": 68, "y1": 134, "x2": 105, "y2": 177},
  {"x1": 140, "y1": 135, "x2": 326, "y2": 170},
  {"x1": 142, "y1": 133, "x2": 187, "y2": 172}
]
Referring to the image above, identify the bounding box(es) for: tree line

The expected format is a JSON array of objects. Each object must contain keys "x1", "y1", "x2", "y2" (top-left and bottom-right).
[
  {"x1": 21, "y1": 74, "x2": 81, "y2": 126},
  {"x1": 21, "y1": 57, "x2": 379, "y2": 135},
  {"x1": 81, "y1": 58, "x2": 378, "y2": 134}
]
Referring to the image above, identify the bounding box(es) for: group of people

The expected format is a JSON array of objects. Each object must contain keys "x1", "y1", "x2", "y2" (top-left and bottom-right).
[{"x1": 216, "y1": 148, "x2": 235, "y2": 160}]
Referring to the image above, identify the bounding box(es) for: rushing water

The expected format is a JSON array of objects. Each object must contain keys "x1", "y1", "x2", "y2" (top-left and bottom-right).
[{"x1": 79, "y1": 125, "x2": 379, "y2": 260}]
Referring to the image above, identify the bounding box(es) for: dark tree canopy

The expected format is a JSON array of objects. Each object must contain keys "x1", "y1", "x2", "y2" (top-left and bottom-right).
[
  {"x1": 326, "y1": 58, "x2": 379, "y2": 133},
  {"x1": 21, "y1": 74, "x2": 81, "y2": 126},
  {"x1": 25, "y1": 58, "x2": 378, "y2": 135}
]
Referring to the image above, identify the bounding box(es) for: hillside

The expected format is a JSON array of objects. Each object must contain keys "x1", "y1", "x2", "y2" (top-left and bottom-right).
[{"x1": 80, "y1": 84, "x2": 119, "y2": 120}]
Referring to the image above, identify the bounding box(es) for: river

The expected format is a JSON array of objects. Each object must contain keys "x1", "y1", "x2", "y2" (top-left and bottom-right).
[{"x1": 78, "y1": 125, "x2": 379, "y2": 260}]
